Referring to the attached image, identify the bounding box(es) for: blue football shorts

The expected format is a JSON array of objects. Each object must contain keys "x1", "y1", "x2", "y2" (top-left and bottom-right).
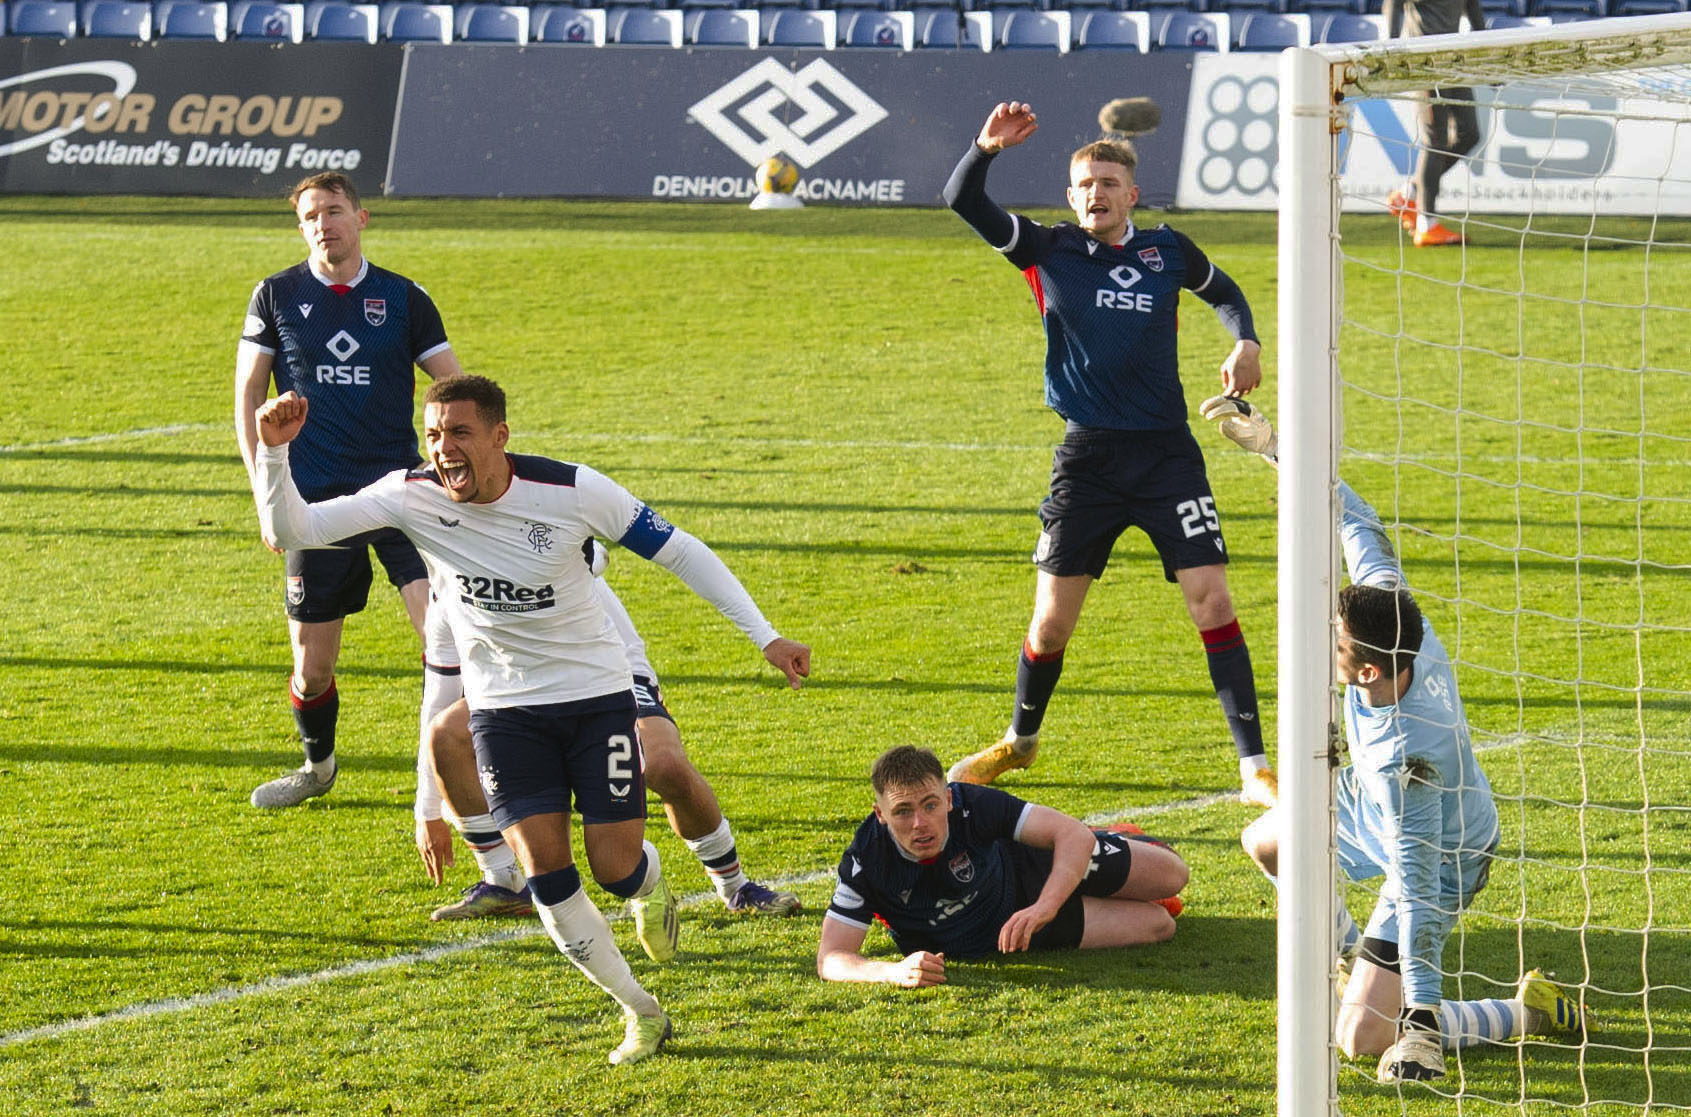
[
  {"x1": 1008, "y1": 828, "x2": 1139, "y2": 950},
  {"x1": 1034, "y1": 426, "x2": 1229, "y2": 583},
  {"x1": 284, "y1": 527, "x2": 427, "y2": 623},
  {"x1": 468, "y1": 691, "x2": 647, "y2": 830}
]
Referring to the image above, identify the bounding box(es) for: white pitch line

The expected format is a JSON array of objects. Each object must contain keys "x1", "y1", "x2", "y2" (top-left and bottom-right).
[
  {"x1": 0, "y1": 790, "x2": 1238, "y2": 1049},
  {"x1": 5, "y1": 422, "x2": 1687, "y2": 469}
]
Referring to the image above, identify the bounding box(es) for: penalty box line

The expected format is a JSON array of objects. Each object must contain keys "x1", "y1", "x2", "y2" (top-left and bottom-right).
[{"x1": 0, "y1": 792, "x2": 1232, "y2": 1051}]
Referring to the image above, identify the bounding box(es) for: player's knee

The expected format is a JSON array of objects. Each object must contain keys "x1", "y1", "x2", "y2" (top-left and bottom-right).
[
  {"x1": 1241, "y1": 813, "x2": 1279, "y2": 876},
  {"x1": 294, "y1": 667, "x2": 334, "y2": 699},
  {"x1": 1335, "y1": 1007, "x2": 1392, "y2": 1059}
]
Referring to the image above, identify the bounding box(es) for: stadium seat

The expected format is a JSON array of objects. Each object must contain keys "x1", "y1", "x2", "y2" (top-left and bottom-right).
[
  {"x1": 998, "y1": 8, "x2": 1067, "y2": 48},
  {"x1": 1154, "y1": 9, "x2": 1228, "y2": 48},
  {"x1": 676, "y1": 0, "x2": 737, "y2": 8},
  {"x1": 1235, "y1": 10, "x2": 1306, "y2": 46},
  {"x1": 1218, "y1": 0, "x2": 1285, "y2": 12},
  {"x1": 532, "y1": 4, "x2": 603, "y2": 40},
  {"x1": 1074, "y1": 8, "x2": 1148, "y2": 49},
  {"x1": 1137, "y1": 0, "x2": 1204, "y2": 10},
  {"x1": 832, "y1": 0, "x2": 893, "y2": 9},
  {"x1": 455, "y1": 2, "x2": 526, "y2": 39},
  {"x1": 10, "y1": 0, "x2": 76, "y2": 33},
  {"x1": 1529, "y1": 0, "x2": 1604, "y2": 15},
  {"x1": 155, "y1": 0, "x2": 226, "y2": 37},
  {"x1": 685, "y1": 6, "x2": 753, "y2": 42},
  {"x1": 1058, "y1": 0, "x2": 1116, "y2": 9},
  {"x1": 840, "y1": 7, "x2": 909, "y2": 44},
  {"x1": 607, "y1": 5, "x2": 680, "y2": 43},
  {"x1": 1316, "y1": 10, "x2": 1379, "y2": 38},
  {"x1": 381, "y1": 1, "x2": 449, "y2": 39},
  {"x1": 83, "y1": 0, "x2": 152, "y2": 35},
  {"x1": 1290, "y1": 0, "x2": 1363, "y2": 13},
  {"x1": 762, "y1": 6, "x2": 830, "y2": 42},
  {"x1": 308, "y1": 0, "x2": 375, "y2": 38},
  {"x1": 914, "y1": 6, "x2": 987, "y2": 46},
  {"x1": 1613, "y1": 0, "x2": 1686, "y2": 12},
  {"x1": 231, "y1": 0, "x2": 302, "y2": 39}
]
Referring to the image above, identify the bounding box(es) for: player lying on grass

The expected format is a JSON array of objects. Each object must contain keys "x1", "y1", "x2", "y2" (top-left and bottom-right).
[
  {"x1": 414, "y1": 560, "x2": 801, "y2": 922},
  {"x1": 1203, "y1": 398, "x2": 1591, "y2": 1084},
  {"x1": 817, "y1": 746, "x2": 1187, "y2": 987},
  {"x1": 941, "y1": 100, "x2": 1277, "y2": 810},
  {"x1": 251, "y1": 375, "x2": 810, "y2": 1066}
]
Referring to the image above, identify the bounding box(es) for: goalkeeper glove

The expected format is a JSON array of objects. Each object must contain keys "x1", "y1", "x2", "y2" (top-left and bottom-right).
[{"x1": 1200, "y1": 395, "x2": 1278, "y2": 463}]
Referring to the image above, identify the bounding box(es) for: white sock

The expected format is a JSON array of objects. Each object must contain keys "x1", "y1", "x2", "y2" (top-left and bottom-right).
[
  {"x1": 683, "y1": 818, "x2": 748, "y2": 902},
  {"x1": 630, "y1": 840, "x2": 663, "y2": 900},
  {"x1": 454, "y1": 811, "x2": 525, "y2": 893},
  {"x1": 535, "y1": 888, "x2": 660, "y2": 1017},
  {"x1": 305, "y1": 757, "x2": 335, "y2": 780},
  {"x1": 1438, "y1": 998, "x2": 1524, "y2": 1049},
  {"x1": 1417, "y1": 212, "x2": 1437, "y2": 235},
  {"x1": 1239, "y1": 755, "x2": 1269, "y2": 780}
]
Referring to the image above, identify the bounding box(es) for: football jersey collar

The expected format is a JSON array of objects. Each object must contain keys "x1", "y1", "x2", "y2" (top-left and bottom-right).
[
  {"x1": 308, "y1": 257, "x2": 369, "y2": 289},
  {"x1": 1111, "y1": 221, "x2": 1138, "y2": 248}
]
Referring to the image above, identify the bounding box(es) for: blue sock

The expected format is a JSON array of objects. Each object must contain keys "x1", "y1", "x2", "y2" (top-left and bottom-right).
[
  {"x1": 528, "y1": 865, "x2": 583, "y2": 907},
  {"x1": 1011, "y1": 641, "x2": 1064, "y2": 737},
  {"x1": 1201, "y1": 621, "x2": 1264, "y2": 760}
]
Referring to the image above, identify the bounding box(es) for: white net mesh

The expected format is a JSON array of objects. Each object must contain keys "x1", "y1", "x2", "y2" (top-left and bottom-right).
[{"x1": 1320, "y1": 18, "x2": 1691, "y2": 1111}]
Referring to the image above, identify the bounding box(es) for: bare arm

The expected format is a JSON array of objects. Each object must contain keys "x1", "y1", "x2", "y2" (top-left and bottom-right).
[
  {"x1": 817, "y1": 917, "x2": 946, "y2": 988},
  {"x1": 418, "y1": 347, "x2": 463, "y2": 382},
  {"x1": 997, "y1": 805, "x2": 1095, "y2": 952}
]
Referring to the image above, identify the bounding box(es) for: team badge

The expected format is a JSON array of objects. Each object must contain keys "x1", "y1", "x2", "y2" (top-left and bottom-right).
[
  {"x1": 286, "y1": 575, "x2": 304, "y2": 606},
  {"x1": 1137, "y1": 246, "x2": 1164, "y2": 272},
  {"x1": 363, "y1": 298, "x2": 386, "y2": 327},
  {"x1": 525, "y1": 522, "x2": 554, "y2": 554},
  {"x1": 948, "y1": 852, "x2": 975, "y2": 883}
]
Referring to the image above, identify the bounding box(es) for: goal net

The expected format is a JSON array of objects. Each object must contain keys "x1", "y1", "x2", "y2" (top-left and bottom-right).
[{"x1": 1276, "y1": 17, "x2": 1691, "y2": 1115}]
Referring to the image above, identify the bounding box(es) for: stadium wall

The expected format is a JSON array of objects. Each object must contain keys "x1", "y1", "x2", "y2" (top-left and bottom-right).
[
  {"x1": 0, "y1": 40, "x2": 401, "y2": 195},
  {"x1": 6, "y1": 40, "x2": 1689, "y2": 213}
]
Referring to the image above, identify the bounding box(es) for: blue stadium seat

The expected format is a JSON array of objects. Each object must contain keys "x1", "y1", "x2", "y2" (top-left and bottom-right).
[
  {"x1": 1289, "y1": 0, "x2": 1363, "y2": 13},
  {"x1": 998, "y1": 8, "x2": 1066, "y2": 47},
  {"x1": 1477, "y1": 0, "x2": 1529, "y2": 15},
  {"x1": 1153, "y1": 9, "x2": 1227, "y2": 47},
  {"x1": 763, "y1": 6, "x2": 829, "y2": 42},
  {"x1": 83, "y1": 0, "x2": 151, "y2": 35},
  {"x1": 832, "y1": 0, "x2": 892, "y2": 9},
  {"x1": 1136, "y1": 0, "x2": 1204, "y2": 10},
  {"x1": 1058, "y1": 0, "x2": 1115, "y2": 9},
  {"x1": 308, "y1": 0, "x2": 374, "y2": 38},
  {"x1": 1529, "y1": 0, "x2": 1604, "y2": 15},
  {"x1": 155, "y1": 0, "x2": 226, "y2": 37},
  {"x1": 914, "y1": 5, "x2": 986, "y2": 45},
  {"x1": 231, "y1": 0, "x2": 302, "y2": 39},
  {"x1": 1317, "y1": 10, "x2": 1379, "y2": 38},
  {"x1": 381, "y1": 1, "x2": 448, "y2": 39},
  {"x1": 1219, "y1": 0, "x2": 1285, "y2": 12},
  {"x1": 685, "y1": 6, "x2": 753, "y2": 42},
  {"x1": 532, "y1": 4, "x2": 602, "y2": 40},
  {"x1": 11, "y1": 0, "x2": 77, "y2": 33},
  {"x1": 456, "y1": 2, "x2": 526, "y2": 39},
  {"x1": 1235, "y1": 10, "x2": 1306, "y2": 46},
  {"x1": 607, "y1": 5, "x2": 680, "y2": 42},
  {"x1": 1614, "y1": 0, "x2": 1686, "y2": 10},
  {"x1": 841, "y1": 7, "x2": 908, "y2": 44},
  {"x1": 1074, "y1": 7, "x2": 1147, "y2": 48}
]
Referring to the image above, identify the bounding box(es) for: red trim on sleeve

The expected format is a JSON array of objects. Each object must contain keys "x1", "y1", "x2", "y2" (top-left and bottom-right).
[{"x1": 1022, "y1": 265, "x2": 1046, "y2": 315}]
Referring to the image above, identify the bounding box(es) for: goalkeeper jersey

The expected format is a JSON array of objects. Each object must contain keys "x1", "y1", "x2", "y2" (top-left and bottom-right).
[{"x1": 1339, "y1": 482, "x2": 1500, "y2": 1006}]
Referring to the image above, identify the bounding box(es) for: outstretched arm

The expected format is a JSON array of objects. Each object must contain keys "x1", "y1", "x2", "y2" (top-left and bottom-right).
[
  {"x1": 943, "y1": 102, "x2": 1041, "y2": 258},
  {"x1": 1339, "y1": 482, "x2": 1406, "y2": 590},
  {"x1": 818, "y1": 917, "x2": 946, "y2": 987},
  {"x1": 251, "y1": 392, "x2": 401, "y2": 550}
]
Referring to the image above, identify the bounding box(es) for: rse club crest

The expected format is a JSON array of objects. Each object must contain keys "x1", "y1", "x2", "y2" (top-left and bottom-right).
[{"x1": 363, "y1": 298, "x2": 386, "y2": 327}]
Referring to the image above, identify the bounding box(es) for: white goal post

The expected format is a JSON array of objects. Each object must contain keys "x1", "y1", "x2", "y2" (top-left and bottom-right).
[{"x1": 1278, "y1": 15, "x2": 1691, "y2": 1115}]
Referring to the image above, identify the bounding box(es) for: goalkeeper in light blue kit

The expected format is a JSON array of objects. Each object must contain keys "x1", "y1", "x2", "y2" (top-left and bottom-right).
[{"x1": 1204, "y1": 398, "x2": 1591, "y2": 1084}]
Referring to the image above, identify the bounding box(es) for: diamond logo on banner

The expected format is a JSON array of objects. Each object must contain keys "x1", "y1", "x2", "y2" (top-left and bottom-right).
[{"x1": 687, "y1": 58, "x2": 889, "y2": 169}]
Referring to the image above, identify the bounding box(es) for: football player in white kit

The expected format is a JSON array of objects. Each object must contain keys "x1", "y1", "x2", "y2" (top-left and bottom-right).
[
  {"x1": 413, "y1": 564, "x2": 804, "y2": 923},
  {"x1": 251, "y1": 375, "x2": 810, "y2": 1066}
]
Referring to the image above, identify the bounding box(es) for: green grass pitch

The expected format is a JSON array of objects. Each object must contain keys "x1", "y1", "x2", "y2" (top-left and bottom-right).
[{"x1": 0, "y1": 196, "x2": 1685, "y2": 1116}]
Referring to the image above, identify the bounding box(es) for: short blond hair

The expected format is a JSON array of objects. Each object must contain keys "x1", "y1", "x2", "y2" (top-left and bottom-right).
[{"x1": 1071, "y1": 139, "x2": 1138, "y2": 176}]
